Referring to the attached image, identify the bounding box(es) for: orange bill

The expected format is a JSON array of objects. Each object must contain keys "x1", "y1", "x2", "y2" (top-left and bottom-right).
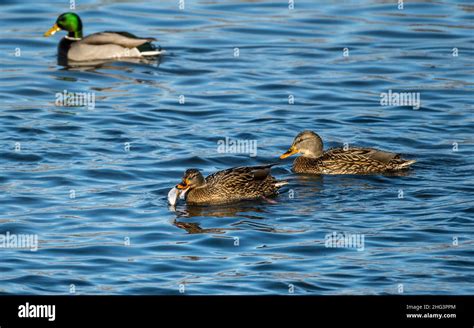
[
  {"x1": 176, "y1": 179, "x2": 190, "y2": 189},
  {"x1": 280, "y1": 146, "x2": 298, "y2": 159},
  {"x1": 44, "y1": 23, "x2": 61, "y2": 37}
]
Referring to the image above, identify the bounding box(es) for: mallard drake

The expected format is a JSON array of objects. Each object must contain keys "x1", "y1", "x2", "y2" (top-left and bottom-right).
[
  {"x1": 44, "y1": 12, "x2": 161, "y2": 62},
  {"x1": 173, "y1": 164, "x2": 287, "y2": 205},
  {"x1": 280, "y1": 130, "x2": 416, "y2": 174}
]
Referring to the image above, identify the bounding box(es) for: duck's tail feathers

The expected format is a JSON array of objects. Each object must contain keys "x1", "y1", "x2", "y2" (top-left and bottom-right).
[
  {"x1": 398, "y1": 159, "x2": 416, "y2": 169},
  {"x1": 275, "y1": 181, "x2": 289, "y2": 188},
  {"x1": 137, "y1": 41, "x2": 162, "y2": 56},
  {"x1": 140, "y1": 50, "x2": 163, "y2": 56}
]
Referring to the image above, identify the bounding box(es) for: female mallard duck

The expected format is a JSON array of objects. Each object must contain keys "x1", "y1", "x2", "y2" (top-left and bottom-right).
[
  {"x1": 173, "y1": 164, "x2": 287, "y2": 205},
  {"x1": 280, "y1": 130, "x2": 416, "y2": 174},
  {"x1": 44, "y1": 12, "x2": 161, "y2": 62}
]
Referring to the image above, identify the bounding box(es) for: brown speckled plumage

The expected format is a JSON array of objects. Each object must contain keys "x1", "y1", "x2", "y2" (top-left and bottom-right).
[
  {"x1": 281, "y1": 131, "x2": 416, "y2": 174},
  {"x1": 177, "y1": 164, "x2": 287, "y2": 205}
]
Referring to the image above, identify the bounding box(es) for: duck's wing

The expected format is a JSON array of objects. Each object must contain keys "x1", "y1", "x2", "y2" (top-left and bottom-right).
[
  {"x1": 362, "y1": 148, "x2": 400, "y2": 163},
  {"x1": 68, "y1": 42, "x2": 141, "y2": 61},
  {"x1": 243, "y1": 164, "x2": 275, "y2": 180},
  {"x1": 326, "y1": 147, "x2": 400, "y2": 163},
  {"x1": 68, "y1": 32, "x2": 159, "y2": 61},
  {"x1": 205, "y1": 164, "x2": 276, "y2": 187},
  {"x1": 80, "y1": 32, "x2": 156, "y2": 48}
]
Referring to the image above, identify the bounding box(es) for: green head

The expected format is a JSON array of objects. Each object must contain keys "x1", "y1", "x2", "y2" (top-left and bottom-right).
[{"x1": 44, "y1": 12, "x2": 83, "y2": 39}]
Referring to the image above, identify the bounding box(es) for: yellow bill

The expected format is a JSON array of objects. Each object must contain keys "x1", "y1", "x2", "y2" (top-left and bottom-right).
[
  {"x1": 176, "y1": 179, "x2": 190, "y2": 190},
  {"x1": 280, "y1": 146, "x2": 298, "y2": 159}
]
